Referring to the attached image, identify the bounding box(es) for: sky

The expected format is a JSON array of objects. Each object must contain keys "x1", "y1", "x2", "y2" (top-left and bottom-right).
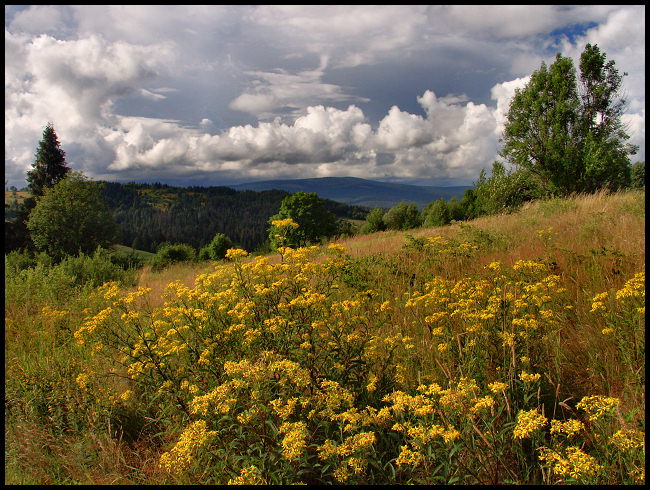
[{"x1": 4, "y1": 5, "x2": 645, "y2": 189}]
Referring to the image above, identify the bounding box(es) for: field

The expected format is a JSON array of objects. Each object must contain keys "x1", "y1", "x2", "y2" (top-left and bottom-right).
[{"x1": 5, "y1": 189, "x2": 645, "y2": 484}]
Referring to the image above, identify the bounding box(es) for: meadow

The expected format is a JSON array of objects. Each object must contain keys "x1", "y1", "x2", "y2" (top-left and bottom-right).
[{"x1": 4, "y1": 189, "x2": 645, "y2": 484}]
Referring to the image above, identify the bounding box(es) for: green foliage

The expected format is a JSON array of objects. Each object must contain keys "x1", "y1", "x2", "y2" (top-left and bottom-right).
[
  {"x1": 5, "y1": 248, "x2": 136, "y2": 313},
  {"x1": 268, "y1": 192, "x2": 339, "y2": 248},
  {"x1": 422, "y1": 198, "x2": 450, "y2": 227},
  {"x1": 107, "y1": 248, "x2": 146, "y2": 271},
  {"x1": 151, "y1": 242, "x2": 197, "y2": 271},
  {"x1": 473, "y1": 162, "x2": 545, "y2": 216},
  {"x1": 630, "y1": 161, "x2": 645, "y2": 189},
  {"x1": 447, "y1": 197, "x2": 465, "y2": 222},
  {"x1": 383, "y1": 201, "x2": 421, "y2": 230},
  {"x1": 205, "y1": 233, "x2": 234, "y2": 260},
  {"x1": 26, "y1": 123, "x2": 70, "y2": 199},
  {"x1": 26, "y1": 172, "x2": 119, "y2": 262},
  {"x1": 360, "y1": 208, "x2": 387, "y2": 234},
  {"x1": 501, "y1": 44, "x2": 636, "y2": 195}
]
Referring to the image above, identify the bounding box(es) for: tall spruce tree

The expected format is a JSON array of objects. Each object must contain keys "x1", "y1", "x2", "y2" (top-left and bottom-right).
[
  {"x1": 500, "y1": 44, "x2": 636, "y2": 195},
  {"x1": 26, "y1": 122, "x2": 70, "y2": 198}
]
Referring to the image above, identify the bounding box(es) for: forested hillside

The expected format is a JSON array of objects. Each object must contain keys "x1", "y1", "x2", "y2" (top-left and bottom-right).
[{"x1": 98, "y1": 182, "x2": 369, "y2": 253}]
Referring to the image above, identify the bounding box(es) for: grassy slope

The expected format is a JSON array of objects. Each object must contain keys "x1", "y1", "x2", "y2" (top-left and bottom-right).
[
  {"x1": 135, "y1": 188, "x2": 644, "y2": 397},
  {"x1": 5, "y1": 189, "x2": 645, "y2": 484}
]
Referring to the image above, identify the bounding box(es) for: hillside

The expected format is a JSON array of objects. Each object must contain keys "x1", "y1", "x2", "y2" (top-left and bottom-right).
[
  {"x1": 98, "y1": 181, "x2": 369, "y2": 253},
  {"x1": 230, "y1": 176, "x2": 472, "y2": 209},
  {"x1": 5, "y1": 189, "x2": 645, "y2": 485}
]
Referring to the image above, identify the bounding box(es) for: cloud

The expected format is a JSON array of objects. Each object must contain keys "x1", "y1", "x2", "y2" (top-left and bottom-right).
[
  {"x1": 96, "y1": 90, "x2": 502, "y2": 186},
  {"x1": 4, "y1": 5, "x2": 644, "y2": 188},
  {"x1": 229, "y1": 55, "x2": 369, "y2": 119},
  {"x1": 4, "y1": 29, "x2": 176, "y2": 181}
]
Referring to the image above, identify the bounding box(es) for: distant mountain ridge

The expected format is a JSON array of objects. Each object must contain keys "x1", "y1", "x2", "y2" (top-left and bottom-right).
[{"x1": 230, "y1": 177, "x2": 472, "y2": 209}]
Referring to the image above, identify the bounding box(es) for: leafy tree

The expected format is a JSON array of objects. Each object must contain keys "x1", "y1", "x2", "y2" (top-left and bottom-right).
[
  {"x1": 268, "y1": 192, "x2": 339, "y2": 248},
  {"x1": 459, "y1": 188, "x2": 478, "y2": 220},
  {"x1": 26, "y1": 172, "x2": 119, "y2": 262},
  {"x1": 422, "y1": 198, "x2": 451, "y2": 227},
  {"x1": 205, "y1": 232, "x2": 233, "y2": 260},
  {"x1": 361, "y1": 208, "x2": 387, "y2": 234},
  {"x1": 474, "y1": 162, "x2": 545, "y2": 216},
  {"x1": 383, "y1": 201, "x2": 421, "y2": 231},
  {"x1": 447, "y1": 197, "x2": 465, "y2": 222},
  {"x1": 578, "y1": 44, "x2": 635, "y2": 192},
  {"x1": 501, "y1": 44, "x2": 636, "y2": 195},
  {"x1": 9, "y1": 123, "x2": 71, "y2": 252},
  {"x1": 630, "y1": 161, "x2": 645, "y2": 188}
]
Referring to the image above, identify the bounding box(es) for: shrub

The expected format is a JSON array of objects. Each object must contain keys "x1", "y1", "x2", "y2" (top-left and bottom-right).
[
  {"x1": 205, "y1": 233, "x2": 233, "y2": 260},
  {"x1": 151, "y1": 243, "x2": 196, "y2": 271},
  {"x1": 360, "y1": 208, "x2": 387, "y2": 234},
  {"x1": 384, "y1": 202, "x2": 421, "y2": 230}
]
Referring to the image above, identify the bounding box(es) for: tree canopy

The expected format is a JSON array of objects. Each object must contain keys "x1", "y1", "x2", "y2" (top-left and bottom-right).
[
  {"x1": 383, "y1": 201, "x2": 421, "y2": 231},
  {"x1": 27, "y1": 172, "x2": 119, "y2": 262},
  {"x1": 268, "y1": 192, "x2": 339, "y2": 248},
  {"x1": 500, "y1": 44, "x2": 636, "y2": 195}
]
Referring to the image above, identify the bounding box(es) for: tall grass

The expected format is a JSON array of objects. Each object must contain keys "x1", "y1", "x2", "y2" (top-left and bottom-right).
[{"x1": 5, "y1": 190, "x2": 644, "y2": 484}]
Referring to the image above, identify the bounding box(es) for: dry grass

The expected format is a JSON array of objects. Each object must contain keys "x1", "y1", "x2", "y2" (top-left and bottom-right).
[{"x1": 5, "y1": 189, "x2": 644, "y2": 484}]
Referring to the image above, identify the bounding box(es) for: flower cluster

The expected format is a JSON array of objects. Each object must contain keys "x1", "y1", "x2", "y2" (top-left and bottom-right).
[
  {"x1": 70, "y1": 232, "x2": 643, "y2": 485},
  {"x1": 538, "y1": 446, "x2": 602, "y2": 480},
  {"x1": 576, "y1": 395, "x2": 619, "y2": 422},
  {"x1": 513, "y1": 409, "x2": 547, "y2": 439},
  {"x1": 159, "y1": 420, "x2": 217, "y2": 474}
]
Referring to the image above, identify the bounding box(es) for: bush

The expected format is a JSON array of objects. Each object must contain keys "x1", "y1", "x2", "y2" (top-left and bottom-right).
[
  {"x1": 107, "y1": 250, "x2": 145, "y2": 271},
  {"x1": 5, "y1": 248, "x2": 136, "y2": 313},
  {"x1": 151, "y1": 242, "x2": 196, "y2": 271},
  {"x1": 360, "y1": 208, "x2": 386, "y2": 234},
  {"x1": 5, "y1": 249, "x2": 48, "y2": 274},
  {"x1": 205, "y1": 233, "x2": 233, "y2": 260},
  {"x1": 422, "y1": 198, "x2": 450, "y2": 227},
  {"x1": 57, "y1": 248, "x2": 136, "y2": 288},
  {"x1": 384, "y1": 202, "x2": 421, "y2": 230}
]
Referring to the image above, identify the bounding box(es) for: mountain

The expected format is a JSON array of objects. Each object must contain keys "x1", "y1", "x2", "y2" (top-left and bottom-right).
[{"x1": 229, "y1": 177, "x2": 472, "y2": 209}]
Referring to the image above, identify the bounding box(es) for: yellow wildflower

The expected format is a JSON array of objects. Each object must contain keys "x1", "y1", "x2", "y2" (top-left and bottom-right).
[
  {"x1": 279, "y1": 421, "x2": 308, "y2": 461},
  {"x1": 271, "y1": 218, "x2": 299, "y2": 229},
  {"x1": 615, "y1": 272, "x2": 644, "y2": 301},
  {"x1": 513, "y1": 409, "x2": 547, "y2": 439},
  {"x1": 488, "y1": 381, "x2": 509, "y2": 394},
  {"x1": 550, "y1": 419, "x2": 584, "y2": 437},
  {"x1": 471, "y1": 395, "x2": 495, "y2": 414},
  {"x1": 395, "y1": 445, "x2": 424, "y2": 466},
  {"x1": 159, "y1": 420, "x2": 217, "y2": 474},
  {"x1": 228, "y1": 465, "x2": 265, "y2": 485},
  {"x1": 576, "y1": 395, "x2": 619, "y2": 422},
  {"x1": 590, "y1": 291, "x2": 609, "y2": 313},
  {"x1": 519, "y1": 371, "x2": 541, "y2": 383},
  {"x1": 538, "y1": 446, "x2": 602, "y2": 480},
  {"x1": 75, "y1": 372, "x2": 90, "y2": 389},
  {"x1": 610, "y1": 429, "x2": 645, "y2": 451},
  {"x1": 119, "y1": 390, "x2": 134, "y2": 402},
  {"x1": 225, "y1": 248, "x2": 249, "y2": 259}
]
